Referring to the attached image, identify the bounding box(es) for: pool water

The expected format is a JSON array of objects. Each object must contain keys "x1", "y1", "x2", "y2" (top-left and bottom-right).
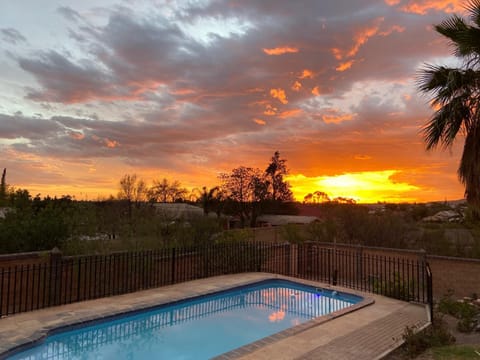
[{"x1": 8, "y1": 279, "x2": 362, "y2": 360}]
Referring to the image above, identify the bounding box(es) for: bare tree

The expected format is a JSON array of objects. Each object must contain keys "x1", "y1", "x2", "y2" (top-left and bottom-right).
[{"x1": 150, "y1": 178, "x2": 187, "y2": 203}]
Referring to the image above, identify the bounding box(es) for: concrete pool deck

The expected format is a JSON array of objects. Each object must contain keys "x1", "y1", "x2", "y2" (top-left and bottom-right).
[{"x1": 0, "y1": 273, "x2": 430, "y2": 360}]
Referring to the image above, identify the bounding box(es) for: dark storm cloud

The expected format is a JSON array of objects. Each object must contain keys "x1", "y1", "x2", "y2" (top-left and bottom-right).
[
  {"x1": 57, "y1": 6, "x2": 83, "y2": 22},
  {"x1": 0, "y1": 114, "x2": 61, "y2": 139},
  {"x1": 18, "y1": 51, "x2": 116, "y2": 103},
  {"x1": 1, "y1": 28, "x2": 27, "y2": 45}
]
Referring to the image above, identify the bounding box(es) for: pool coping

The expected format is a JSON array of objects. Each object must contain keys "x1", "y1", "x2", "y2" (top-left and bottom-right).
[{"x1": 0, "y1": 273, "x2": 373, "y2": 359}]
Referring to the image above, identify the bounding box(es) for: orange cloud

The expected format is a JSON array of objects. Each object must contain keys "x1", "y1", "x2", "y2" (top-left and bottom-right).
[
  {"x1": 253, "y1": 118, "x2": 266, "y2": 125},
  {"x1": 386, "y1": 0, "x2": 463, "y2": 14},
  {"x1": 105, "y1": 139, "x2": 119, "y2": 148},
  {"x1": 332, "y1": 18, "x2": 384, "y2": 61},
  {"x1": 292, "y1": 81, "x2": 302, "y2": 91},
  {"x1": 384, "y1": 0, "x2": 400, "y2": 5},
  {"x1": 69, "y1": 131, "x2": 84, "y2": 140},
  {"x1": 264, "y1": 104, "x2": 277, "y2": 116},
  {"x1": 347, "y1": 18, "x2": 383, "y2": 58},
  {"x1": 170, "y1": 88, "x2": 196, "y2": 95},
  {"x1": 311, "y1": 86, "x2": 321, "y2": 96},
  {"x1": 354, "y1": 154, "x2": 372, "y2": 160},
  {"x1": 379, "y1": 25, "x2": 405, "y2": 36},
  {"x1": 263, "y1": 46, "x2": 299, "y2": 55},
  {"x1": 270, "y1": 88, "x2": 288, "y2": 104},
  {"x1": 278, "y1": 109, "x2": 303, "y2": 119},
  {"x1": 336, "y1": 60, "x2": 355, "y2": 72},
  {"x1": 299, "y1": 69, "x2": 314, "y2": 79},
  {"x1": 331, "y1": 48, "x2": 343, "y2": 60},
  {"x1": 321, "y1": 109, "x2": 355, "y2": 124}
]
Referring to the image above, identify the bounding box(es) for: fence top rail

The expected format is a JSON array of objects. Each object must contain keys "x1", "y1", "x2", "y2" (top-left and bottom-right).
[
  {"x1": 426, "y1": 254, "x2": 480, "y2": 263},
  {"x1": 0, "y1": 250, "x2": 50, "y2": 261},
  {"x1": 308, "y1": 241, "x2": 426, "y2": 255}
]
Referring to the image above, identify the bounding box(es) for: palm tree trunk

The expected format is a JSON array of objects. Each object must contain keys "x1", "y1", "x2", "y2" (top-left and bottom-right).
[{"x1": 459, "y1": 124, "x2": 480, "y2": 216}]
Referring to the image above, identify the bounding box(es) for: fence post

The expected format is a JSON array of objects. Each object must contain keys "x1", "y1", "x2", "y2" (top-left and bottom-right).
[
  {"x1": 418, "y1": 249, "x2": 426, "y2": 303},
  {"x1": 49, "y1": 247, "x2": 62, "y2": 306},
  {"x1": 426, "y1": 262, "x2": 434, "y2": 324}
]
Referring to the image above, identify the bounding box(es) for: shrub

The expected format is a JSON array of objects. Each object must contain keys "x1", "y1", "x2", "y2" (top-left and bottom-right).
[
  {"x1": 402, "y1": 314, "x2": 455, "y2": 358},
  {"x1": 437, "y1": 290, "x2": 479, "y2": 333},
  {"x1": 280, "y1": 223, "x2": 304, "y2": 244}
]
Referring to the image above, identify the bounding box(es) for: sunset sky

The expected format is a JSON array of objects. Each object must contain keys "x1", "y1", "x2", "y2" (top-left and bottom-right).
[{"x1": 0, "y1": 0, "x2": 469, "y2": 203}]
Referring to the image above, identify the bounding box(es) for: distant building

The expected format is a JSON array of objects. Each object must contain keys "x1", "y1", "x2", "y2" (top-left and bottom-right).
[
  {"x1": 0, "y1": 207, "x2": 12, "y2": 219},
  {"x1": 152, "y1": 203, "x2": 221, "y2": 220},
  {"x1": 256, "y1": 214, "x2": 319, "y2": 227}
]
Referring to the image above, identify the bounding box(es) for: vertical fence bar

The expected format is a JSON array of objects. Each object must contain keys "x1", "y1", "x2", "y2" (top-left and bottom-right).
[
  {"x1": 25, "y1": 264, "x2": 31, "y2": 312},
  {"x1": 12, "y1": 266, "x2": 17, "y2": 314},
  {"x1": 171, "y1": 247, "x2": 176, "y2": 285},
  {"x1": 18, "y1": 265, "x2": 24, "y2": 313},
  {"x1": 29, "y1": 264, "x2": 35, "y2": 312},
  {"x1": 76, "y1": 258, "x2": 82, "y2": 302},
  {"x1": 6, "y1": 266, "x2": 12, "y2": 315}
]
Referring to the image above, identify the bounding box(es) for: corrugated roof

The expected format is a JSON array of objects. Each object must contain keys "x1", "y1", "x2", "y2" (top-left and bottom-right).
[{"x1": 257, "y1": 215, "x2": 319, "y2": 226}]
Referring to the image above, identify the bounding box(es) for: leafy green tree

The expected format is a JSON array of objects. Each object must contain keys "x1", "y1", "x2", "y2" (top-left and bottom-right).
[{"x1": 418, "y1": 0, "x2": 480, "y2": 213}]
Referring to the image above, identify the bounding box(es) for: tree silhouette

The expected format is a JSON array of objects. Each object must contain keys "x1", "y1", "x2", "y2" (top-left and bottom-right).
[
  {"x1": 0, "y1": 168, "x2": 6, "y2": 206},
  {"x1": 196, "y1": 186, "x2": 220, "y2": 216},
  {"x1": 418, "y1": 0, "x2": 480, "y2": 212},
  {"x1": 219, "y1": 166, "x2": 263, "y2": 226},
  {"x1": 265, "y1": 151, "x2": 293, "y2": 201},
  {"x1": 149, "y1": 178, "x2": 187, "y2": 203}
]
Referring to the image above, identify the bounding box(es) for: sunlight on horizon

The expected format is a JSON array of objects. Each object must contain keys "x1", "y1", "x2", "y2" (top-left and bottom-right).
[{"x1": 286, "y1": 170, "x2": 420, "y2": 203}]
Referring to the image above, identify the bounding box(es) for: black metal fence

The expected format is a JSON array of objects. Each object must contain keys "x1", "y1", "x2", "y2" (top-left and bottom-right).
[{"x1": 0, "y1": 242, "x2": 432, "y2": 317}]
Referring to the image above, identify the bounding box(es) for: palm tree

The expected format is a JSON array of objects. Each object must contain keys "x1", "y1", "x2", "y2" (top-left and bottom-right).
[
  {"x1": 418, "y1": 0, "x2": 480, "y2": 211},
  {"x1": 197, "y1": 186, "x2": 220, "y2": 216}
]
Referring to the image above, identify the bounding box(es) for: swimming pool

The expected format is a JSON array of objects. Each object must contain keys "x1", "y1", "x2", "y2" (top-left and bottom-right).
[{"x1": 6, "y1": 279, "x2": 363, "y2": 360}]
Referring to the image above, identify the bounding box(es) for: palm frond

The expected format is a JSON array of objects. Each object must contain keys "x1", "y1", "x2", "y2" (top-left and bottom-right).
[
  {"x1": 435, "y1": 15, "x2": 469, "y2": 56},
  {"x1": 435, "y1": 12, "x2": 480, "y2": 61},
  {"x1": 422, "y1": 111, "x2": 448, "y2": 150},
  {"x1": 466, "y1": 0, "x2": 480, "y2": 27},
  {"x1": 422, "y1": 96, "x2": 471, "y2": 150}
]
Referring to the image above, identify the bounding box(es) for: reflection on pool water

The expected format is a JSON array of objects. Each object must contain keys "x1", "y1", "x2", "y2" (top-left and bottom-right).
[{"x1": 8, "y1": 279, "x2": 362, "y2": 360}]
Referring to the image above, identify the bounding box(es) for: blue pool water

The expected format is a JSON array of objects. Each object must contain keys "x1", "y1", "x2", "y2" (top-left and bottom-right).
[{"x1": 8, "y1": 279, "x2": 362, "y2": 360}]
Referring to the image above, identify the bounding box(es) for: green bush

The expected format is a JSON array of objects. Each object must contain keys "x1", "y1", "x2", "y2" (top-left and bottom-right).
[
  {"x1": 280, "y1": 223, "x2": 304, "y2": 244},
  {"x1": 402, "y1": 315, "x2": 455, "y2": 358},
  {"x1": 437, "y1": 291, "x2": 479, "y2": 333}
]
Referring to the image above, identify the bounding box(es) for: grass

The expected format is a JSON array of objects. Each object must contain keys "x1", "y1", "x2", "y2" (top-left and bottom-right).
[{"x1": 431, "y1": 345, "x2": 480, "y2": 359}]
